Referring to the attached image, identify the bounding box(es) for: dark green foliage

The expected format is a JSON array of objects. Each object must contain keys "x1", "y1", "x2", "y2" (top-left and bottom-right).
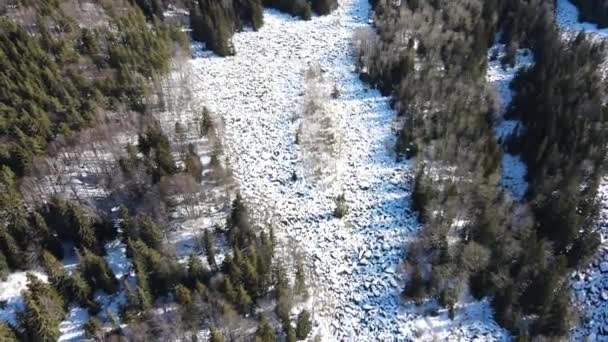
[
  {"x1": 198, "y1": 108, "x2": 213, "y2": 137},
  {"x1": 255, "y1": 316, "x2": 276, "y2": 342},
  {"x1": 295, "y1": 310, "x2": 312, "y2": 340},
  {"x1": 83, "y1": 317, "x2": 102, "y2": 339},
  {"x1": 333, "y1": 193, "x2": 348, "y2": 218},
  {"x1": 187, "y1": 253, "x2": 209, "y2": 286},
  {"x1": 294, "y1": 256, "x2": 306, "y2": 296},
  {"x1": 120, "y1": 208, "x2": 164, "y2": 251},
  {"x1": 361, "y1": 0, "x2": 608, "y2": 338},
  {"x1": 19, "y1": 273, "x2": 66, "y2": 342},
  {"x1": 204, "y1": 229, "x2": 218, "y2": 270},
  {"x1": 41, "y1": 250, "x2": 67, "y2": 289},
  {"x1": 190, "y1": 0, "x2": 267, "y2": 56},
  {"x1": 209, "y1": 326, "x2": 225, "y2": 342},
  {"x1": 136, "y1": 122, "x2": 178, "y2": 183},
  {"x1": 0, "y1": 4, "x2": 184, "y2": 175},
  {"x1": 42, "y1": 197, "x2": 100, "y2": 253},
  {"x1": 0, "y1": 252, "x2": 9, "y2": 281},
  {"x1": 508, "y1": 30, "x2": 607, "y2": 262},
  {"x1": 134, "y1": 0, "x2": 165, "y2": 21},
  {"x1": 570, "y1": 0, "x2": 608, "y2": 28},
  {"x1": 80, "y1": 249, "x2": 118, "y2": 294},
  {"x1": 402, "y1": 264, "x2": 426, "y2": 303},
  {"x1": 190, "y1": 0, "x2": 266, "y2": 53},
  {"x1": 0, "y1": 322, "x2": 18, "y2": 341},
  {"x1": 67, "y1": 271, "x2": 100, "y2": 313},
  {"x1": 175, "y1": 284, "x2": 193, "y2": 305},
  {"x1": 311, "y1": 0, "x2": 338, "y2": 15},
  {"x1": 0, "y1": 19, "x2": 93, "y2": 175},
  {"x1": 263, "y1": 0, "x2": 311, "y2": 19}
]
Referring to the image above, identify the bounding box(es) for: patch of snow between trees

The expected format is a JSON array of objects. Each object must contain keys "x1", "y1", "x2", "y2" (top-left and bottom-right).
[
  {"x1": 486, "y1": 36, "x2": 534, "y2": 201},
  {"x1": 189, "y1": 1, "x2": 507, "y2": 340}
]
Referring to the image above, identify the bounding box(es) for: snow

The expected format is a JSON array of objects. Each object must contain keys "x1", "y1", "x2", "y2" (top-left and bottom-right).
[
  {"x1": 59, "y1": 306, "x2": 89, "y2": 342},
  {"x1": 486, "y1": 36, "x2": 534, "y2": 201},
  {"x1": 189, "y1": 1, "x2": 507, "y2": 340},
  {"x1": 571, "y1": 178, "x2": 608, "y2": 341},
  {"x1": 0, "y1": 271, "x2": 47, "y2": 326},
  {"x1": 556, "y1": 0, "x2": 608, "y2": 36}
]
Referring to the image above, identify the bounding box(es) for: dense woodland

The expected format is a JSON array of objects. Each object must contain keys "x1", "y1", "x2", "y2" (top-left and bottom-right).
[
  {"x1": 1, "y1": 0, "x2": 607, "y2": 340},
  {"x1": 0, "y1": 0, "x2": 312, "y2": 341},
  {"x1": 359, "y1": 0, "x2": 608, "y2": 339}
]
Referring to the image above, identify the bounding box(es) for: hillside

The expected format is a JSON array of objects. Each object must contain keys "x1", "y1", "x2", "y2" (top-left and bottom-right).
[{"x1": 0, "y1": 0, "x2": 607, "y2": 341}]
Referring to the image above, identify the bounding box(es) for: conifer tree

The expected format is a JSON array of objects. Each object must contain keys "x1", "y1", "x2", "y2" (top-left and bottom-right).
[
  {"x1": 41, "y1": 250, "x2": 67, "y2": 289},
  {"x1": 255, "y1": 316, "x2": 276, "y2": 342},
  {"x1": 19, "y1": 274, "x2": 65, "y2": 342},
  {"x1": 204, "y1": 229, "x2": 217, "y2": 270},
  {"x1": 209, "y1": 326, "x2": 225, "y2": 342},
  {"x1": 235, "y1": 284, "x2": 252, "y2": 314},
  {"x1": 175, "y1": 284, "x2": 193, "y2": 306},
  {"x1": 139, "y1": 215, "x2": 163, "y2": 251},
  {"x1": 0, "y1": 229, "x2": 23, "y2": 270},
  {"x1": 188, "y1": 253, "x2": 208, "y2": 285},
  {"x1": 295, "y1": 309, "x2": 312, "y2": 340},
  {"x1": 223, "y1": 277, "x2": 237, "y2": 303},
  {"x1": 0, "y1": 322, "x2": 17, "y2": 341},
  {"x1": 294, "y1": 255, "x2": 307, "y2": 297},
  {"x1": 80, "y1": 250, "x2": 118, "y2": 294},
  {"x1": 0, "y1": 252, "x2": 8, "y2": 281}
]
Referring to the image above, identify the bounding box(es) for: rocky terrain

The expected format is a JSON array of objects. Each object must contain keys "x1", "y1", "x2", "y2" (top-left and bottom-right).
[{"x1": 189, "y1": 1, "x2": 507, "y2": 340}]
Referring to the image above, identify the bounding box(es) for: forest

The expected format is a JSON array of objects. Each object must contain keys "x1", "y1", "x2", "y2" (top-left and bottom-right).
[
  {"x1": 0, "y1": 0, "x2": 315, "y2": 341},
  {"x1": 357, "y1": 0, "x2": 608, "y2": 339},
  {"x1": 1, "y1": 0, "x2": 607, "y2": 340}
]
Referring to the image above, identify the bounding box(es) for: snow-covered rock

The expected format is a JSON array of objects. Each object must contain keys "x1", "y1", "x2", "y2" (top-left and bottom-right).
[{"x1": 189, "y1": 1, "x2": 508, "y2": 340}]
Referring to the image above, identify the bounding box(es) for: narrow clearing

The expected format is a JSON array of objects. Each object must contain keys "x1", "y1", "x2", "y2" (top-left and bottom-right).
[{"x1": 189, "y1": 0, "x2": 504, "y2": 340}]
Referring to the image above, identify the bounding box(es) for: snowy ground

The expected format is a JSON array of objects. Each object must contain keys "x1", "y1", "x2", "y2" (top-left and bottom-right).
[
  {"x1": 486, "y1": 37, "x2": 533, "y2": 201},
  {"x1": 0, "y1": 272, "x2": 47, "y2": 326},
  {"x1": 556, "y1": 0, "x2": 608, "y2": 36},
  {"x1": 189, "y1": 1, "x2": 507, "y2": 340}
]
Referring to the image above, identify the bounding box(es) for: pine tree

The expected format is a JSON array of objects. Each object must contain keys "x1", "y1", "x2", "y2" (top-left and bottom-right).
[
  {"x1": 235, "y1": 284, "x2": 252, "y2": 314},
  {"x1": 0, "y1": 229, "x2": 23, "y2": 270},
  {"x1": 68, "y1": 271, "x2": 99, "y2": 313},
  {"x1": 0, "y1": 252, "x2": 8, "y2": 281},
  {"x1": 83, "y1": 317, "x2": 101, "y2": 339},
  {"x1": 30, "y1": 211, "x2": 63, "y2": 259},
  {"x1": 0, "y1": 322, "x2": 17, "y2": 341},
  {"x1": 175, "y1": 284, "x2": 193, "y2": 306},
  {"x1": 119, "y1": 206, "x2": 136, "y2": 243},
  {"x1": 188, "y1": 253, "x2": 208, "y2": 285},
  {"x1": 294, "y1": 255, "x2": 307, "y2": 297},
  {"x1": 138, "y1": 215, "x2": 163, "y2": 251},
  {"x1": 223, "y1": 277, "x2": 237, "y2": 303},
  {"x1": 249, "y1": 0, "x2": 264, "y2": 30},
  {"x1": 209, "y1": 326, "x2": 225, "y2": 342},
  {"x1": 295, "y1": 309, "x2": 312, "y2": 340},
  {"x1": 41, "y1": 250, "x2": 67, "y2": 289},
  {"x1": 20, "y1": 274, "x2": 65, "y2": 342},
  {"x1": 255, "y1": 316, "x2": 276, "y2": 342},
  {"x1": 80, "y1": 250, "x2": 118, "y2": 294},
  {"x1": 204, "y1": 229, "x2": 217, "y2": 270}
]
